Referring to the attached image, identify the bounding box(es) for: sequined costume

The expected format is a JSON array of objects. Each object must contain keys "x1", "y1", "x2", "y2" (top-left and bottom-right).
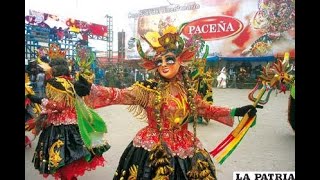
[
  {"x1": 29, "y1": 44, "x2": 110, "y2": 180},
  {"x1": 85, "y1": 79, "x2": 234, "y2": 179},
  {"x1": 83, "y1": 24, "x2": 255, "y2": 180},
  {"x1": 31, "y1": 75, "x2": 110, "y2": 180}
]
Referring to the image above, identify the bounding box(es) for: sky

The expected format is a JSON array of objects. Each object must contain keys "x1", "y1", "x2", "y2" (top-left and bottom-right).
[{"x1": 25, "y1": 0, "x2": 193, "y2": 51}]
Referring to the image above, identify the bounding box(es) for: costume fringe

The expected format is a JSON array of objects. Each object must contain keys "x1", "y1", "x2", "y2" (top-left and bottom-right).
[
  {"x1": 127, "y1": 82, "x2": 157, "y2": 121},
  {"x1": 127, "y1": 105, "x2": 148, "y2": 120},
  {"x1": 46, "y1": 81, "x2": 75, "y2": 107}
]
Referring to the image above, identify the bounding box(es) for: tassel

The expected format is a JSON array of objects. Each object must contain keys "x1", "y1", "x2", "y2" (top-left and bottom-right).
[
  {"x1": 209, "y1": 134, "x2": 234, "y2": 157},
  {"x1": 215, "y1": 116, "x2": 256, "y2": 164}
]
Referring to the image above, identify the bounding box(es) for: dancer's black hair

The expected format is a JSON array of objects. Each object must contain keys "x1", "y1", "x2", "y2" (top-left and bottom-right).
[{"x1": 49, "y1": 58, "x2": 70, "y2": 77}]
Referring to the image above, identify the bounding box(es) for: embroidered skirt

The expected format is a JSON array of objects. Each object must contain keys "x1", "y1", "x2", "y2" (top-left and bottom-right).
[
  {"x1": 113, "y1": 141, "x2": 217, "y2": 180},
  {"x1": 32, "y1": 124, "x2": 110, "y2": 179}
]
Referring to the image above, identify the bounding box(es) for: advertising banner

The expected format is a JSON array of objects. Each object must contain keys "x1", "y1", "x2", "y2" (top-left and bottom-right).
[
  {"x1": 25, "y1": 10, "x2": 108, "y2": 37},
  {"x1": 126, "y1": 0, "x2": 295, "y2": 59}
]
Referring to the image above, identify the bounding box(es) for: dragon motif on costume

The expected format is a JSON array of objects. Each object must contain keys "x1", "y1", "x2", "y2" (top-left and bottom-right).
[{"x1": 49, "y1": 139, "x2": 64, "y2": 168}]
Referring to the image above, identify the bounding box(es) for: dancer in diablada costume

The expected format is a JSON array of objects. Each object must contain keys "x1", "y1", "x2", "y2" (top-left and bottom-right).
[
  {"x1": 83, "y1": 25, "x2": 258, "y2": 180},
  {"x1": 83, "y1": 24, "x2": 258, "y2": 179},
  {"x1": 26, "y1": 44, "x2": 110, "y2": 180}
]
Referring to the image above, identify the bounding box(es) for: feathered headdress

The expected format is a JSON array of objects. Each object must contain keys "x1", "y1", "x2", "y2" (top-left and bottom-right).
[
  {"x1": 74, "y1": 46, "x2": 95, "y2": 83},
  {"x1": 36, "y1": 43, "x2": 67, "y2": 65},
  {"x1": 48, "y1": 43, "x2": 67, "y2": 60},
  {"x1": 35, "y1": 43, "x2": 68, "y2": 75},
  {"x1": 136, "y1": 23, "x2": 198, "y2": 70}
]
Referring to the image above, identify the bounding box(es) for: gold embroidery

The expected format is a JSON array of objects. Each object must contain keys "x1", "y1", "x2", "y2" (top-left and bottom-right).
[
  {"x1": 162, "y1": 82, "x2": 189, "y2": 128},
  {"x1": 187, "y1": 149, "x2": 216, "y2": 180},
  {"x1": 149, "y1": 143, "x2": 174, "y2": 180},
  {"x1": 49, "y1": 139, "x2": 64, "y2": 168},
  {"x1": 128, "y1": 164, "x2": 138, "y2": 180}
]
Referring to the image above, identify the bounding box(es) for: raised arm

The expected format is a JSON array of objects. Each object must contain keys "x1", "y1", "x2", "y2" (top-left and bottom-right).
[
  {"x1": 83, "y1": 85, "x2": 135, "y2": 108},
  {"x1": 195, "y1": 95, "x2": 259, "y2": 127},
  {"x1": 83, "y1": 80, "x2": 155, "y2": 109},
  {"x1": 195, "y1": 95, "x2": 234, "y2": 127}
]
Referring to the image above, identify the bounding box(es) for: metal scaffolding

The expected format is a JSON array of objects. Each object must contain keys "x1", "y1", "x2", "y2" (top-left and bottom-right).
[
  {"x1": 25, "y1": 15, "x2": 113, "y2": 84},
  {"x1": 105, "y1": 15, "x2": 113, "y2": 62}
]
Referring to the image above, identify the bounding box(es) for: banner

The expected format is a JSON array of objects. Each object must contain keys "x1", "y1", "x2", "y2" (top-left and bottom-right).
[
  {"x1": 25, "y1": 10, "x2": 108, "y2": 37},
  {"x1": 126, "y1": 0, "x2": 295, "y2": 59}
]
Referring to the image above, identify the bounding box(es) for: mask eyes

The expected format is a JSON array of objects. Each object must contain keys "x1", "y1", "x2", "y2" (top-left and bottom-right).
[
  {"x1": 165, "y1": 56, "x2": 176, "y2": 65},
  {"x1": 155, "y1": 59, "x2": 163, "y2": 67},
  {"x1": 154, "y1": 55, "x2": 176, "y2": 67}
]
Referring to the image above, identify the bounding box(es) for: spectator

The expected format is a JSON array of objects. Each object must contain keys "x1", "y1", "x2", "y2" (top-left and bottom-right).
[{"x1": 36, "y1": 69, "x2": 45, "y2": 98}]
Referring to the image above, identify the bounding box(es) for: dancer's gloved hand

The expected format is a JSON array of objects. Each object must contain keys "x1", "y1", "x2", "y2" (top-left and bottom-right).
[
  {"x1": 234, "y1": 105, "x2": 263, "y2": 118},
  {"x1": 74, "y1": 75, "x2": 92, "y2": 97}
]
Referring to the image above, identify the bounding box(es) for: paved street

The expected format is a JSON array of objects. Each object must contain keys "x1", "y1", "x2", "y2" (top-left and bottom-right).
[{"x1": 25, "y1": 88, "x2": 295, "y2": 180}]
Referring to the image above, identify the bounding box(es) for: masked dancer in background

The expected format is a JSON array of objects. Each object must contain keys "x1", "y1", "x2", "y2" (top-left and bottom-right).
[
  {"x1": 188, "y1": 50, "x2": 214, "y2": 125},
  {"x1": 25, "y1": 44, "x2": 110, "y2": 180},
  {"x1": 25, "y1": 73, "x2": 42, "y2": 148},
  {"x1": 84, "y1": 25, "x2": 259, "y2": 179}
]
